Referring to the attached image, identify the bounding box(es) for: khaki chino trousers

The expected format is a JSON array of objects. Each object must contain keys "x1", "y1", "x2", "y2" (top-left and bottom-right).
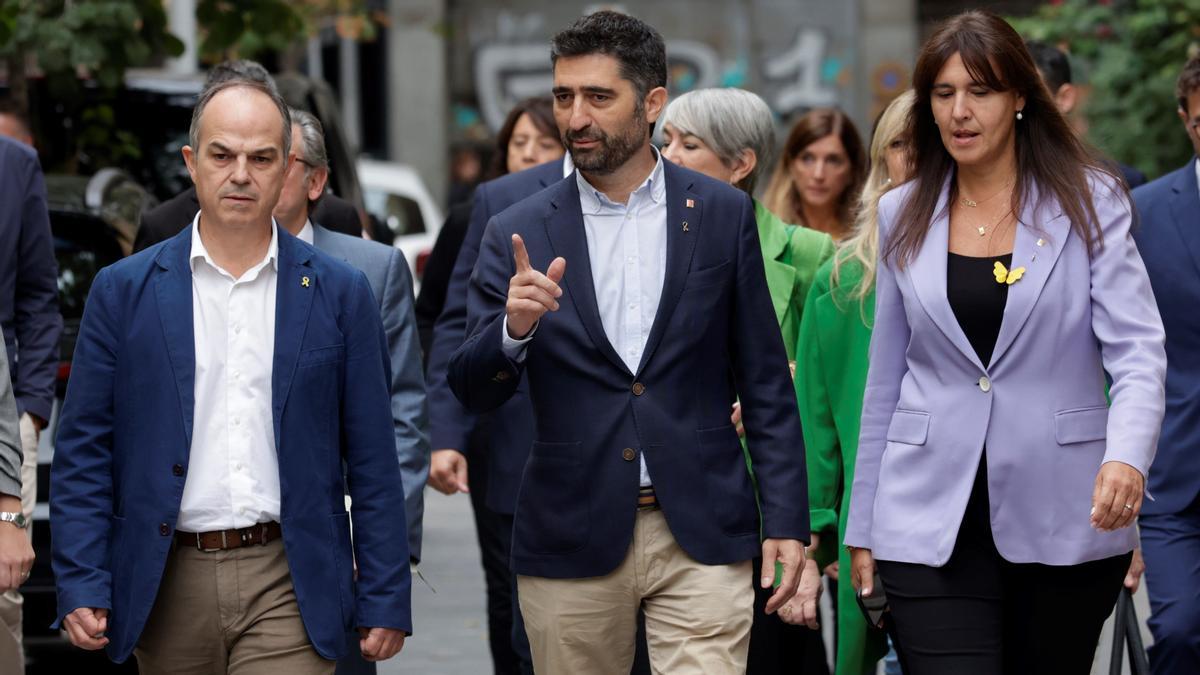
[{"x1": 518, "y1": 508, "x2": 754, "y2": 674}]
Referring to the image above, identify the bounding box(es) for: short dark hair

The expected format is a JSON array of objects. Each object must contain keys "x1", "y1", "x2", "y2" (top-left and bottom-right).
[
  {"x1": 188, "y1": 80, "x2": 291, "y2": 157},
  {"x1": 205, "y1": 59, "x2": 276, "y2": 92},
  {"x1": 550, "y1": 10, "x2": 667, "y2": 99},
  {"x1": 1025, "y1": 40, "x2": 1072, "y2": 91},
  {"x1": 1177, "y1": 55, "x2": 1200, "y2": 113}
]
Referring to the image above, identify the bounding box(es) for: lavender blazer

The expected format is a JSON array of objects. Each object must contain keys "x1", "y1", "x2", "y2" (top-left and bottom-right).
[{"x1": 844, "y1": 173, "x2": 1166, "y2": 566}]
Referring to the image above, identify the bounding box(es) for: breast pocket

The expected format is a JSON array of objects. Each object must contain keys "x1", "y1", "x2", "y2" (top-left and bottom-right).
[
  {"x1": 297, "y1": 344, "x2": 345, "y2": 368},
  {"x1": 683, "y1": 261, "x2": 731, "y2": 293}
]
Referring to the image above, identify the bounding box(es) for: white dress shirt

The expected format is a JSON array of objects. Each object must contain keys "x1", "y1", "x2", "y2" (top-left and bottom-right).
[
  {"x1": 505, "y1": 151, "x2": 667, "y2": 486},
  {"x1": 177, "y1": 214, "x2": 282, "y2": 532},
  {"x1": 1194, "y1": 157, "x2": 1199, "y2": 201},
  {"x1": 297, "y1": 218, "x2": 314, "y2": 244}
]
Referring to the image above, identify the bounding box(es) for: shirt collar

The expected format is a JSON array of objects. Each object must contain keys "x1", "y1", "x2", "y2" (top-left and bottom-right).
[
  {"x1": 576, "y1": 146, "x2": 666, "y2": 215},
  {"x1": 190, "y1": 211, "x2": 280, "y2": 276},
  {"x1": 1194, "y1": 157, "x2": 1199, "y2": 195},
  {"x1": 562, "y1": 153, "x2": 574, "y2": 178},
  {"x1": 297, "y1": 219, "x2": 315, "y2": 245}
]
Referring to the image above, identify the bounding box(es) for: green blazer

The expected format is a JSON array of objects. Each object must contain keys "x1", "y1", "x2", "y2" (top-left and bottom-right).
[
  {"x1": 794, "y1": 255, "x2": 887, "y2": 675},
  {"x1": 754, "y1": 200, "x2": 834, "y2": 360}
]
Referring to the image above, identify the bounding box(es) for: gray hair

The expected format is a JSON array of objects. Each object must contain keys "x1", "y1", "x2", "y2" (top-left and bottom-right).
[
  {"x1": 204, "y1": 59, "x2": 276, "y2": 91},
  {"x1": 187, "y1": 79, "x2": 292, "y2": 158},
  {"x1": 289, "y1": 108, "x2": 328, "y2": 170},
  {"x1": 660, "y1": 88, "x2": 776, "y2": 194}
]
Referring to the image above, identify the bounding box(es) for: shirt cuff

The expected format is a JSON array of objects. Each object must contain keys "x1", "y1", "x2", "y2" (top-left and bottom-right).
[{"x1": 501, "y1": 316, "x2": 536, "y2": 362}]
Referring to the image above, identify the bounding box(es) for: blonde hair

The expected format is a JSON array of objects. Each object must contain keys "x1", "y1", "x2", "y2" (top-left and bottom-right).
[{"x1": 832, "y1": 90, "x2": 916, "y2": 310}]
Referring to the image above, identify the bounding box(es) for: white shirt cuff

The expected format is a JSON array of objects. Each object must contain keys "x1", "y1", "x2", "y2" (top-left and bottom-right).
[{"x1": 501, "y1": 316, "x2": 536, "y2": 362}]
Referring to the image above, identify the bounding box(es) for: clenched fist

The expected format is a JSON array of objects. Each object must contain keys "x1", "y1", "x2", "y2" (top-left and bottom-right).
[{"x1": 506, "y1": 234, "x2": 566, "y2": 339}]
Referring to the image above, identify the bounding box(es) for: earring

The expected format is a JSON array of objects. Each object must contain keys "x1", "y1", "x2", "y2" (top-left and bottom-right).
[{"x1": 1016, "y1": 111, "x2": 1024, "y2": 121}]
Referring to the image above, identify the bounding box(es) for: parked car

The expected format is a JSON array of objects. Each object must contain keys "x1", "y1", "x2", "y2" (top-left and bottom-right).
[
  {"x1": 357, "y1": 158, "x2": 444, "y2": 290},
  {"x1": 24, "y1": 171, "x2": 149, "y2": 673}
]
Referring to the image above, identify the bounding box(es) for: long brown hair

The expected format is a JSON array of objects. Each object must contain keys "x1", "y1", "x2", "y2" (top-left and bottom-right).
[
  {"x1": 763, "y1": 108, "x2": 866, "y2": 233},
  {"x1": 485, "y1": 97, "x2": 560, "y2": 180},
  {"x1": 884, "y1": 10, "x2": 1117, "y2": 267}
]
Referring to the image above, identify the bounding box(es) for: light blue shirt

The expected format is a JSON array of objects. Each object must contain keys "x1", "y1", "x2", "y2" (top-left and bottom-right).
[{"x1": 504, "y1": 150, "x2": 667, "y2": 486}]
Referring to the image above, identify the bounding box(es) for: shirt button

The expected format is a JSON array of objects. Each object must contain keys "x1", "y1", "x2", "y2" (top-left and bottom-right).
[
  {"x1": 632, "y1": 382, "x2": 645, "y2": 396},
  {"x1": 172, "y1": 463, "x2": 184, "y2": 476},
  {"x1": 159, "y1": 523, "x2": 171, "y2": 536},
  {"x1": 622, "y1": 448, "x2": 637, "y2": 462},
  {"x1": 235, "y1": 462, "x2": 244, "y2": 471},
  {"x1": 233, "y1": 417, "x2": 240, "y2": 426},
  {"x1": 978, "y1": 376, "x2": 991, "y2": 393}
]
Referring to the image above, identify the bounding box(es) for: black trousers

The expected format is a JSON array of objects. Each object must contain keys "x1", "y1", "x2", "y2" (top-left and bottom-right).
[{"x1": 877, "y1": 456, "x2": 1130, "y2": 675}]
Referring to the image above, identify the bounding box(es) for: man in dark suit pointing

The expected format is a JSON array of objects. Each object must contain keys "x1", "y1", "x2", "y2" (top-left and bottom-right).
[{"x1": 449, "y1": 11, "x2": 816, "y2": 673}]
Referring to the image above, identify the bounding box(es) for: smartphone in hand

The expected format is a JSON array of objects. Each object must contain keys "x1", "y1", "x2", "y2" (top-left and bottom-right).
[{"x1": 855, "y1": 571, "x2": 888, "y2": 629}]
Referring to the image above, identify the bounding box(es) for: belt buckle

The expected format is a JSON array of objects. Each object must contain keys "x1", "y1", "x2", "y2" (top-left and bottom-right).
[
  {"x1": 240, "y1": 527, "x2": 253, "y2": 546},
  {"x1": 197, "y1": 532, "x2": 222, "y2": 552}
]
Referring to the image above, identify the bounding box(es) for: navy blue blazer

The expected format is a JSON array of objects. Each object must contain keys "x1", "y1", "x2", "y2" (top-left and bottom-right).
[
  {"x1": 50, "y1": 226, "x2": 412, "y2": 662},
  {"x1": 448, "y1": 161, "x2": 809, "y2": 578},
  {"x1": 0, "y1": 136, "x2": 62, "y2": 422},
  {"x1": 1133, "y1": 158, "x2": 1200, "y2": 515},
  {"x1": 425, "y1": 160, "x2": 564, "y2": 514}
]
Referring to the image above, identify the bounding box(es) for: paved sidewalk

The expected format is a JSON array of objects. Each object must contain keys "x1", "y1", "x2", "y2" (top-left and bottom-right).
[{"x1": 380, "y1": 488, "x2": 492, "y2": 674}]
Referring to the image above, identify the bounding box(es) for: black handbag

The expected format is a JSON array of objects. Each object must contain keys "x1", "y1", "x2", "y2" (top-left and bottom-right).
[{"x1": 1109, "y1": 588, "x2": 1150, "y2": 675}]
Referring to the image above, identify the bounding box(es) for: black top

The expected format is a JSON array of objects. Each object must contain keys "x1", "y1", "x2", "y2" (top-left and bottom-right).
[{"x1": 947, "y1": 252, "x2": 1011, "y2": 366}]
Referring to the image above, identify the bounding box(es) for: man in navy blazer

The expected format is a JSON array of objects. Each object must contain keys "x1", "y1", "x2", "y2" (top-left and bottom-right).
[
  {"x1": 1132, "y1": 55, "x2": 1200, "y2": 674},
  {"x1": 0, "y1": 133, "x2": 61, "y2": 670},
  {"x1": 449, "y1": 11, "x2": 811, "y2": 673},
  {"x1": 50, "y1": 79, "x2": 409, "y2": 672}
]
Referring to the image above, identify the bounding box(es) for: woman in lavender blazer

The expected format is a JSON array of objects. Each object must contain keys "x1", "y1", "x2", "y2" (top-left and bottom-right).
[{"x1": 843, "y1": 12, "x2": 1166, "y2": 674}]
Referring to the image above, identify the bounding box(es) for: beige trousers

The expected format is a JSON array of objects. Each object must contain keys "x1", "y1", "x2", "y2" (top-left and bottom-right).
[
  {"x1": 518, "y1": 508, "x2": 754, "y2": 675},
  {"x1": 134, "y1": 536, "x2": 334, "y2": 675},
  {"x1": 0, "y1": 414, "x2": 38, "y2": 674}
]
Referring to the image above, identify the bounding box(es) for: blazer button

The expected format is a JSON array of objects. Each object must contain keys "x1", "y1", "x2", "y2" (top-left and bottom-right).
[
  {"x1": 978, "y1": 376, "x2": 991, "y2": 393},
  {"x1": 172, "y1": 463, "x2": 184, "y2": 476},
  {"x1": 622, "y1": 448, "x2": 637, "y2": 461},
  {"x1": 494, "y1": 371, "x2": 511, "y2": 382},
  {"x1": 159, "y1": 523, "x2": 171, "y2": 536},
  {"x1": 631, "y1": 382, "x2": 646, "y2": 396}
]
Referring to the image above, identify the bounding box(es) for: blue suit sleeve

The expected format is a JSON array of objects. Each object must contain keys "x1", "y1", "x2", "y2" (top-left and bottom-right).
[
  {"x1": 14, "y1": 153, "x2": 62, "y2": 421},
  {"x1": 424, "y1": 190, "x2": 491, "y2": 451},
  {"x1": 447, "y1": 216, "x2": 523, "y2": 414},
  {"x1": 380, "y1": 249, "x2": 430, "y2": 563},
  {"x1": 342, "y1": 271, "x2": 414, "y2": 633},
  {"x1": 50, "y1": 268, "x2": 119, "y2": 627},
  {"x1": 729, "y1": 194, "x2": 811, "y2": 542}
]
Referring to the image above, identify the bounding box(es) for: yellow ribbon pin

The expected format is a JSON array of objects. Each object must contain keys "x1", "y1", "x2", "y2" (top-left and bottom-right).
[
  {"x1": 993, "y1": 261, "x2": 1025, "y2": 285},
  {"x1": 301, "y1": 276, "x2": 311, "y2": 288}
]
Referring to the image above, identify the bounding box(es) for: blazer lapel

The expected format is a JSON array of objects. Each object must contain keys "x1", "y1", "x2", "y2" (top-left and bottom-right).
[
  {"x1": 542, "y1": 178, "x2": 632, "y2": 377},
  {"x1": 271, "y1": 233, "x2": 317, "y2": 443},
  {"x1": 1168, "y1": 160, "x2": 1200, "y2": 277},
  {"x1": 637, "y1": 164, "x2": 700, "y2": 374},
  {"x1": 756, "y1": 207, "x2": 798, "y2": 326},
  {"x1": 907, "y1": 181, "x2": 986, "y2": 371},
  {"x1": 989, "y1": 188, "x2": 1071, "y2": 367},
  {"x1": 154, "y1": 229, "x2": 197, "y2": 447}
]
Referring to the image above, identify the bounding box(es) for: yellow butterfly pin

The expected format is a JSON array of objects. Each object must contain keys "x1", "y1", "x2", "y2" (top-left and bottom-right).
[{"x1": 993, "y1": 261, "x2": 1025, "y2": 285}]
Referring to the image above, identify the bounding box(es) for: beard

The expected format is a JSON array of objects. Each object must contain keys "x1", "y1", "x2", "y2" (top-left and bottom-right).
[{"x1": 563, "y1": 105, "x2": 648, "y2": 175}]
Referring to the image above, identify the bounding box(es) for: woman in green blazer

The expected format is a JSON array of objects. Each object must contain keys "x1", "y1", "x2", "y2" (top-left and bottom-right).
[
  {"x1": 794, "y1": 90, "x2": 915, "y2": 675},
  {"x1": 661, "y1": 88, "x2": 834, "y2": 673}
]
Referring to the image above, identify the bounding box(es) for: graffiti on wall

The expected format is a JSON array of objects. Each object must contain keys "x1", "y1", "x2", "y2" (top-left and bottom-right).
[{"x1": 470, "y1": 18, "x2": 844, "y2": 133}]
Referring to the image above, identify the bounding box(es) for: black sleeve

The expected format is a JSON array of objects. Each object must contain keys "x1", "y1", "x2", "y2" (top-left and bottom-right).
[{"x1": 415, "y1": 200, "x2": 472, "y2": 360}]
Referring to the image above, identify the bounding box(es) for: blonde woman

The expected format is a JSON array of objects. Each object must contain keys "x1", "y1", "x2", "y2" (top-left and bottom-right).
[{"x1": 782, "y1": 91, "x2": 915, "y2": 675}]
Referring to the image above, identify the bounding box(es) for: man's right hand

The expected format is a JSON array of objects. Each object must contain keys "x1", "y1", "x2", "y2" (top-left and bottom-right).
[
  {"x1": 64, "y1": 607, "x2": 109, "y2": 650},
  {"x1": 428, "y1": 449, "x2": 470, "y2": 495},
  {"x1": 506, "y1": 234, "x2": 565, "y2": 339}
]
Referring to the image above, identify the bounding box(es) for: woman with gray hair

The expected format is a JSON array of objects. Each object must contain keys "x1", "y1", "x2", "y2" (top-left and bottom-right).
[{"x1": 661, "y1": 87, "x2": 834, "y2": 674}]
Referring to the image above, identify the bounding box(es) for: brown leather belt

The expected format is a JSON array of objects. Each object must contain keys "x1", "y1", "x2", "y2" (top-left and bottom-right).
[{"x1": 175, "y1": 521, "x2": 282, "y2": 552}]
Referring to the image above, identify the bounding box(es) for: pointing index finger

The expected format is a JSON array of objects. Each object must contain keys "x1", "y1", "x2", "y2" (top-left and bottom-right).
[{"x1": 512, "y1": 234, "x2": 532, "y2": 273}]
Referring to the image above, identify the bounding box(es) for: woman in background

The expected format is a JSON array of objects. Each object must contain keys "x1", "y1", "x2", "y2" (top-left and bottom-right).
[
  {"x1": 763, "y1": 108, "x2": 867, "y2": 241},
  {"x1": 784, "y1": 91, "x2": 915, "y2": 675},
  {"x1": 661, "y1": 87, "x2": 833, "y2": 675}
]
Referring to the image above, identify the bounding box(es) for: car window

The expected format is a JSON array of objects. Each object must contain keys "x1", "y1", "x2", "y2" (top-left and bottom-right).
[{"x1": 364, "y1": 188, "x2": 425, "y2": 237}]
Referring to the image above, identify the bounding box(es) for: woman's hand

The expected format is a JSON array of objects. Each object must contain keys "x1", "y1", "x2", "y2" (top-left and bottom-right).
[
  {"x1": 1091, "y1": 461, "x2": 1145, "y2": 532},
  {"x1": 849, "y1": 546, "x2": 877, "y2": 595}
]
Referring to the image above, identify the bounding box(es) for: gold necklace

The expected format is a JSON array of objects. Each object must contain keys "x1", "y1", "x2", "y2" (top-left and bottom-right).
[
  {"x1": 974, "y1": 207, "x2": 1013, "y2": 238},
  {"x1": 960, "y1": 179, "x2": 1013, "y2": 209}
]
